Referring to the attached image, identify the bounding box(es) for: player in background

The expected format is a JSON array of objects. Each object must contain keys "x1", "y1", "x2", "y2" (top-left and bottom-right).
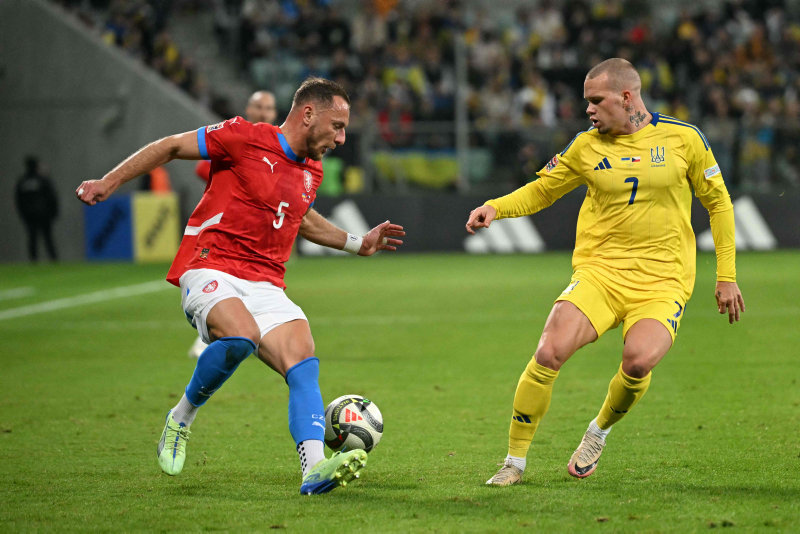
[
  {"x1": 194, "y1": 90, "x2": 277, "y2": 185},
  {"x1": 187, "y1": 90, "x2": 278, "y2": 358},
  {"x1": 466, "y1": 58, "x2": 744, "y2": 486},
  {"x1": 77, "y1": 77, "x2": 405, "y2": 495}
]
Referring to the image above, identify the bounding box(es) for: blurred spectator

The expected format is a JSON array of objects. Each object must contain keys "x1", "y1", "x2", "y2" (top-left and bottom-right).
[
  {"x1": 350, "y1": 3, "x2": 389, "y2": 54},
  {"x1": 15, "y1": 157, "x2": 59, "y2": 262},
  {"x1": 513, "y1": 69, "x2": 556, "y2": 127},
  {"x1": 478, "y1": 74, "x2": 514, "y2": 130},
  {"x1": 328, "y1": 47, "x2": 360, "y2": 91},
  {"x1": 378, "y1": 92, "x2": 414, "y2": 147}
]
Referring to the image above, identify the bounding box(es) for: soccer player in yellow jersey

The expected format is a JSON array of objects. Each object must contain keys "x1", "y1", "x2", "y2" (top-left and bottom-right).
[{"x1": 466, "y1": 58, "x2": 745, "y2": 486}]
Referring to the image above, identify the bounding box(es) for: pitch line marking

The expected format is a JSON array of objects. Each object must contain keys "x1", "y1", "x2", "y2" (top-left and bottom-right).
[
  {"x1": 0, "y1": 280, "x2": 170, "y2": 321},
  {"x1": 0, "y1": 287, "x2": 36, "y2": 301},
  {"x1": 21, "y1": 320, "x2": 187, "y2": 331}
]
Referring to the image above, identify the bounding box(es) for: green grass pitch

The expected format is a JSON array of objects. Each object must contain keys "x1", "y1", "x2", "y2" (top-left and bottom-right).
[{"x1": 1, "y1": 252, "x2": 798, "y2": 532}]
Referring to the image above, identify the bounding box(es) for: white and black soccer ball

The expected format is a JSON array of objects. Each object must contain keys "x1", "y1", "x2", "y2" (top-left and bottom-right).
[{"x1": 324, "y1": 395, "x2": 383, "y2": 453}]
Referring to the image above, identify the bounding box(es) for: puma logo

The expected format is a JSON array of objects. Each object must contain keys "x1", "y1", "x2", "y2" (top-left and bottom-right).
[{"x1": 263, "y1": 157, "x2": 277, "y2": 173}]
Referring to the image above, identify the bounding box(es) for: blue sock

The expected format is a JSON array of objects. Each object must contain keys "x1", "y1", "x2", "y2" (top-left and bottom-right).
[
  {"x1": 185, "y1": 336, "x2": 256, "y2": 406},
  {"x1": 285, "y1": 357, "x2": 325, "y2": 445}
]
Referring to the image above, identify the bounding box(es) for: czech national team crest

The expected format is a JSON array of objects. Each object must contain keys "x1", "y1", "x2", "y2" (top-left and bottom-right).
[
  {"x1": 303, "y1": 170, "x2": 313, "y2": 192},
  {"x1": 202, "y1": 280, "x2": 218, "y2": 293}
]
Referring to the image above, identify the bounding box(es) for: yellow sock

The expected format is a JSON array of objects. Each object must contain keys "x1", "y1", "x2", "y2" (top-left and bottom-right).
[
  {"x1": 595, "y1": 364, "x2": 652, "y2": 430},
  {"x1": 508, "y1": 359, "x2": 559, "y2": 457}
]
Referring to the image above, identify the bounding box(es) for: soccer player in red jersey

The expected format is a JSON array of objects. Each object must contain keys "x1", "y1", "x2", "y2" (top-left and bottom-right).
[
  {"x1": 188, "y1": 90, "x2": 278, "y2": 359},
  {"x1": 76, "y1": 78, "x2": 404, "y2": 494}
]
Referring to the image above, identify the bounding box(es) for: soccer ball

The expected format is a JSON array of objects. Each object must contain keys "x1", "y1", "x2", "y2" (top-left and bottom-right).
[{"x1": 324, "y1": 395, "x2": 383, "y2": 453}]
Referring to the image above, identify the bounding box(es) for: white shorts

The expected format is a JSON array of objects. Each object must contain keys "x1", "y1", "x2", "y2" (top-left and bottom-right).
[{"x1": 179, "y1": 268, "x2": 307, "y2": 344}]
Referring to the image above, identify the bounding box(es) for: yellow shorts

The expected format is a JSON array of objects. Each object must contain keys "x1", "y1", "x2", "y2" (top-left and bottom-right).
[{"x1": 555, "y1": 268, "x2": 686, "y2": 341}]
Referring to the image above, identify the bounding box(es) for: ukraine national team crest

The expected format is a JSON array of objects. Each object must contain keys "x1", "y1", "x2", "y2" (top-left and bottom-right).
[
  {"x1": 202, "y1": 280, "x2": 218, "y2": 293},
  {"x1": 303, "y1": 170, "x2": 313, "y2": 192},
  {"x1": 651, "y1": 146, "x2": 666, "y2": 167}
]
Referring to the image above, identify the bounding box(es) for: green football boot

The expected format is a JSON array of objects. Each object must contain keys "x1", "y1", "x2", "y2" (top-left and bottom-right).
[
  {"x1": 157, "y1": 410, "x2": 191, "y2": 476},
  {"x1": 300, "y1": 450, "x2": 367, "y2": 495}
]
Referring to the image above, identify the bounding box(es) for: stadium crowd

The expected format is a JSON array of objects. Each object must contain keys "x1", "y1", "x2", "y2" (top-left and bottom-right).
[{"x1": 56, "y1": 0, "x2": 800, "y2": 191}]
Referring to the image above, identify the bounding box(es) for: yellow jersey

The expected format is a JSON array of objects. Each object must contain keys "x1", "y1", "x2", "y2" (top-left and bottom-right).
[{"x1": 486, "y1": 113, "x2": 736, "y2": 300}]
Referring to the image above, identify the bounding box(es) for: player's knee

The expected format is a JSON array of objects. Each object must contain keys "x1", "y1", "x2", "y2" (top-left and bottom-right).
[
  {"x1": 210, "y1": 325, "x2": 260, "y2": 347},
  {"x1": 279, "y1": 347, "x2": 316, "y2": 376},
  {"x1": 245, "y1": 330, "x2": 262, "y2": 348},
  {"x1": 290, "y1": 336, "x2": 315, "y2": 359},
  {"x1": 238, "y1": 327, "x2": 261, "y2": 348},
  {"x1": 533, "y1": 342, "x2": 567, "y2": 371},
  {"x1": 621, "y1": 357, "x2": 652, "y2": 378},
  {"x1": 275, "y1": 333, "x2": 315, "y2": 367},
  {"x1": 621, "y1": 345, "x2": 658, "y2": 378}
]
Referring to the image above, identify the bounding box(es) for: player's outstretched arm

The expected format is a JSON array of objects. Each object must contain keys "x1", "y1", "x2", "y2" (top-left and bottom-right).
[
  {"x1": 76, "y1": 130, "x2": 201, "y2": 205},
  {"x1": 715, "y1": 281, "x2": 745, "y2": 324},
  {"x1": 465, "y1": 204, "x2": 497, "y2": 234},
  {"x1": 299, "y1": 209, "x2": 404, "y2": 256}
]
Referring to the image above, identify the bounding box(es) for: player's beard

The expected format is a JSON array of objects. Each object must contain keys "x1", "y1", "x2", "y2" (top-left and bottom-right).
[{"x1": 306, "y1": 125, "x2": 328, "y2": 161}]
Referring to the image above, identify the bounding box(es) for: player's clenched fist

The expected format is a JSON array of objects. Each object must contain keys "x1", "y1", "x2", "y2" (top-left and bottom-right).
[
  {"x1": 465, "y1": 204, "x2": 497, "y2": 234},
  {"x1": 76, "y1": 179, "x2": 115, "y2": 206}
]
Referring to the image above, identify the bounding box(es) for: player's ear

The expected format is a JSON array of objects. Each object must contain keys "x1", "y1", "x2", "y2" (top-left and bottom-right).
[
  {"x1": 302, "y1": 104, "x2": 314, "y2": 126},
  {"x1": 621, "y1": 89, "x2": 633, "y2": 108}
]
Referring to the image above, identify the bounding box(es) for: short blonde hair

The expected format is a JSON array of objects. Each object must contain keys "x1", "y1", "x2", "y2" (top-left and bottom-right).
[{"x1": 586, "y1": 58, "x2": 641, "y2": 93}]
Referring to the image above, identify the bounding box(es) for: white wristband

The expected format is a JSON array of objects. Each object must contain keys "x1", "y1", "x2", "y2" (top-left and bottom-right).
[{"x1": 342, "y1": 233, "x2": 363, "y2": 254}]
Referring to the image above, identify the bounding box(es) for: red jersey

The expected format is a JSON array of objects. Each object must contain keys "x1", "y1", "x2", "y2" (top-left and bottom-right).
[{"x1": 166, "y1": 118, "x2": 323, "y2": 288}]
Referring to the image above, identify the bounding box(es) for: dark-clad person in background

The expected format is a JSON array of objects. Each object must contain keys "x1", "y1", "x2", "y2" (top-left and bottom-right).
[{"x1": 15, "y1": 156, "x2": 59, "y2": 262}]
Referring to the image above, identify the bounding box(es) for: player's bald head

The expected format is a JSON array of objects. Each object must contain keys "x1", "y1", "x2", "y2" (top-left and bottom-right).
[
  {"x1": 586, "y1": 58, "x2": 641, "y2": 93},
  {"x1": 248, "y1": 90, "x2": 274, "y2": 106},
  {"x1": 245, "y1": 90, "x2": 277, "y2": 124}
]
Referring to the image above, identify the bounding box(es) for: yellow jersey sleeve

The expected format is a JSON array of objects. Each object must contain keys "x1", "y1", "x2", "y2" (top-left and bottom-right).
[
  {"x1": 486, "y1": 140, "x2": 586, "y2": 219},
  {"x1": 686, "y1": 134, "x2": 736, "y2": 281}
]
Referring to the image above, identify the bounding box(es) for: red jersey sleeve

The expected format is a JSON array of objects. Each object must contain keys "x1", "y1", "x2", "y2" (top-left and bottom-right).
[{"x1": 196, "y1": 116, "x2": 252, "y2": 163}]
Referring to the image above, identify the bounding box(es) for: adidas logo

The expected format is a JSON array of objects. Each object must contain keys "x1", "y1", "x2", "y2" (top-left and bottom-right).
[
  {"x1": 667, "y1": 318, "x2": 678, "y2": 333},
  {"x1": 594, "y1": 157, "x2": 612, "y2": 170},
  {"x1": 344, "y1": 409, "x2": 363, "y2": 423},
  {"x1": 464, "y1": 216, "x2": 545, "y2": 253}
]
